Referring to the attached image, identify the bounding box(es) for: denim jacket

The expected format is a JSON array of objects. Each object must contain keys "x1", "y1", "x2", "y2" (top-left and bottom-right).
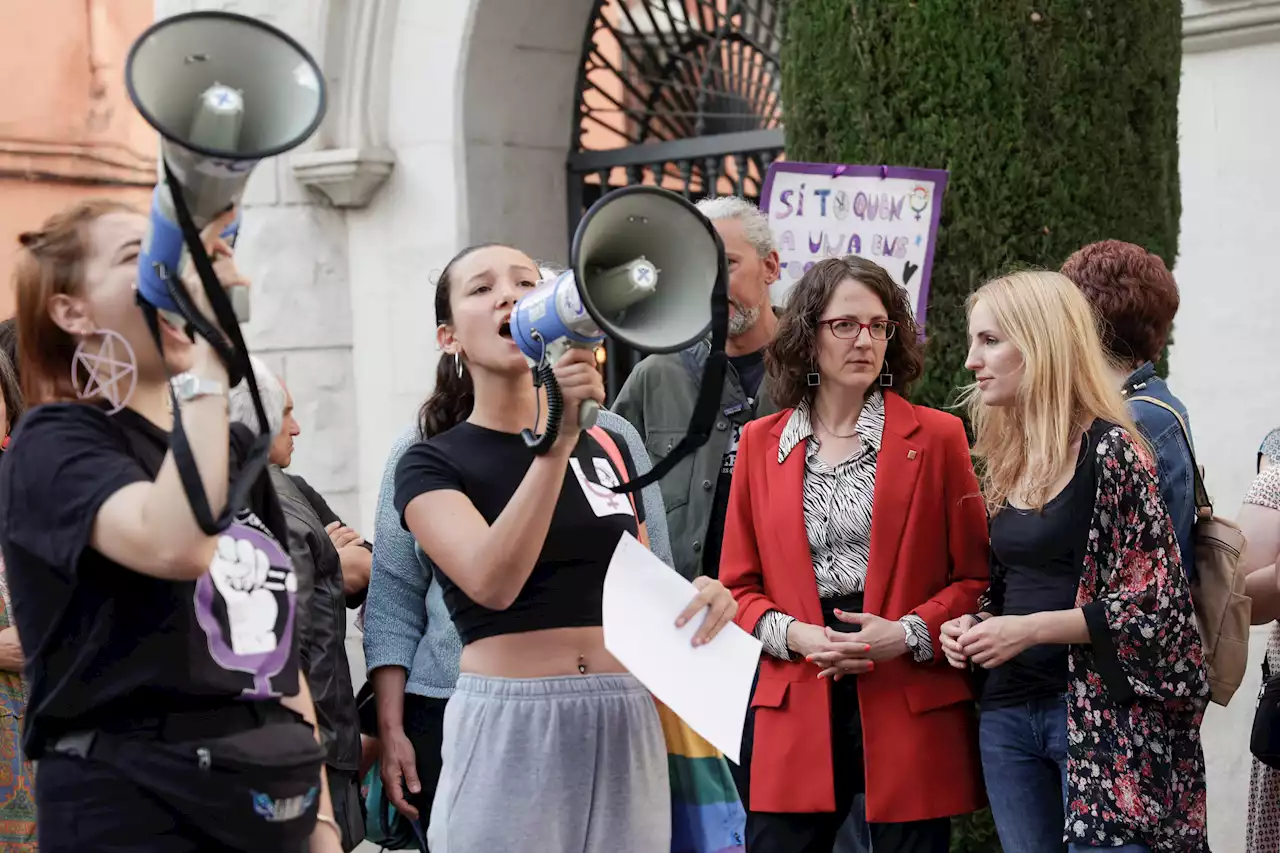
[{"x1": 1122, "y1": 362, "x2": 1196, "y2": 582}]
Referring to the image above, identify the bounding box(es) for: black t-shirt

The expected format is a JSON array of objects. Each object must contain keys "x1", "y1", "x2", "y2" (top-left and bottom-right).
[
  {"x1": 980, "y1": 457, "x2": 1087, "y2": 710},
  {"x1": 702, "y1": 350, "x2": 766, "y2": 578},
  {"x1": 731, "y1": 351, "x2": 766, "y2": 401},
  {"x1": 0, "y1": 403, "x2": 300, "y2": 757},
  {"x1": 393, "y1": 422, "x2": 643, "y2": 646}
]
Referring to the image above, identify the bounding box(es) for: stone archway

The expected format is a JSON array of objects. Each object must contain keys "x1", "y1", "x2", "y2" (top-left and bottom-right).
[{"x1": 458, "y1": 0, "x2": 597, "y2": 266}]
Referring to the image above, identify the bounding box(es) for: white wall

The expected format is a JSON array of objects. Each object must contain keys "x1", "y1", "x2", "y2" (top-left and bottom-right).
[
  {"x1": 343, "y1": 0, "x2": 474, "y2": 537},
  {"x1": 1176, "y1": 0, "x2": 1280, "y2": 515},
  {"x1": 1174, "y1": 10, "x2": 1280, "y2": 848}
]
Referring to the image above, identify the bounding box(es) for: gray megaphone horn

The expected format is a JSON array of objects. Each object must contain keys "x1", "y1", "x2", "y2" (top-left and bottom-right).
[
  {"x1": 126, "y1": 10, "x2": 326, "y2": 326},
  {"x1": 510, "y1": 186, "x2": 722, "y2": 453}
]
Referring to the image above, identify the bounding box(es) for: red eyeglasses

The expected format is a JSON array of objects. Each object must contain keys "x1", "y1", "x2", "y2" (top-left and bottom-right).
[{"x1": 817, "y1": 319, "x2": 898, "y2": 341}]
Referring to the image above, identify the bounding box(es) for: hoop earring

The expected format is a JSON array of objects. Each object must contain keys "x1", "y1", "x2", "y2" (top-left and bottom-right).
[
  {"x1": 879, "y1": 361, "x2": 893, "y2": 387},
  {"x1": 454, "y1": 353, "x2": 464, "y2": 379}
]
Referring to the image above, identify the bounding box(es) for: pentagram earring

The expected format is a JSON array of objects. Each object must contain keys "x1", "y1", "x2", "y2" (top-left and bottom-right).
[{"x1": 71, "y1": 329, "x2": 138, "y2": 415}]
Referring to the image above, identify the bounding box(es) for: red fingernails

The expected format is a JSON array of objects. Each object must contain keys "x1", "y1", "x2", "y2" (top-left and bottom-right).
[{"x1": 867, "y1": 661, "x2": 875, "y2": 672}]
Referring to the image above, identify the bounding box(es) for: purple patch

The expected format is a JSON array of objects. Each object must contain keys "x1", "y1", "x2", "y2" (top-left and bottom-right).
[{"x1": 194, "y1": 517, "x2": 297, "y2": 699}]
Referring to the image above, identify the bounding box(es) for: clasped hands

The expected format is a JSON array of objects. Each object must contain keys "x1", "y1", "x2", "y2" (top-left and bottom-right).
[
  {"x1": 789, "y1": 611, "x2": 909, "y2": 680},
  {"x1": 940, "y1": 613, "x2": 1036, "y2": 670}
]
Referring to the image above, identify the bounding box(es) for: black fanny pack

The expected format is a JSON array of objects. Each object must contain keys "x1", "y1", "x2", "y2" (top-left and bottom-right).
[{"x1": 49, "y1": 703, "x2": 326, "y2": 852}]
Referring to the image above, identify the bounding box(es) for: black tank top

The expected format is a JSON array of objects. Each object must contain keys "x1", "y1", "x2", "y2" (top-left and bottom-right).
[{"x1": 980, "y1": 451, "x2": 1089, "y2": 710}]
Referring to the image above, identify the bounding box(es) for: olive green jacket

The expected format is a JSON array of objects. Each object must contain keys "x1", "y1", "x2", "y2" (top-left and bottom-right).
[{"x1": 611, "y1": 339, "x2": 779, "y2": 579}]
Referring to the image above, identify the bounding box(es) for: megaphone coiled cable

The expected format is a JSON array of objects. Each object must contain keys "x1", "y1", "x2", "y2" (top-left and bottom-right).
[{"x1": 521, "y1": 360, "x2": 563, "y2": 454}]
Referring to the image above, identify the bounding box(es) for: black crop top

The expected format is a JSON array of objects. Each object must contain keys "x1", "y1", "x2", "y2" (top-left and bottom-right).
[{"x1": 393, "y1": 422, "x2": 644, "y2": 645}]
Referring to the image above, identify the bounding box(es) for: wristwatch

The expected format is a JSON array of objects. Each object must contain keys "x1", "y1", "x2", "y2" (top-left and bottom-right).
[
  {"x1": 903, "y1": 621, "x2": 920, "y2": 651},
  {"x1": 170, "y1": 372, "x2": 225, "y2": 403}
]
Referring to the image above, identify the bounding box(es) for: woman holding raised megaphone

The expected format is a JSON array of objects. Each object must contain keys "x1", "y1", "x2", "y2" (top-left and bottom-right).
[
  {"x1": 393, "y1": 242, "x2": 737, "y2": 852},
  {"x1": 0, "y1": 201, "x2": 341, "y2": 853}
]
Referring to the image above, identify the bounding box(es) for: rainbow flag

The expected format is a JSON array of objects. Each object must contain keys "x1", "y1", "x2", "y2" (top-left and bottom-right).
[{"x1": 655, "y1": 700, "x2": 747, "y2": 853}]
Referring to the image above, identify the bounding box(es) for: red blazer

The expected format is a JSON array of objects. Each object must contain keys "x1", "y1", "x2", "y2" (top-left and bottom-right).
[{"x1": 720, "y1": 392, "x2": 989, "y2": 823}]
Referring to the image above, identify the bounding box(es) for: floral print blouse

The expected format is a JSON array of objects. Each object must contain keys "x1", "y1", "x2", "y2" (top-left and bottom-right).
[{"x1": 983, "y1": 423, "x2": 1209, "y2": 851}]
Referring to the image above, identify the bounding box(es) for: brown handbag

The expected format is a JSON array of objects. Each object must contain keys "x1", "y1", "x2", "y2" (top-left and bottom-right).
[{"x1": 1130, "y1": 396, "x2": 1251, "y2": 706}]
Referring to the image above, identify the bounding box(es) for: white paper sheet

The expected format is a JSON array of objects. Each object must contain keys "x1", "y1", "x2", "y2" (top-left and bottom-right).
[{"x1": 602, "y1": 532, "x2": 763, "y2": 763}]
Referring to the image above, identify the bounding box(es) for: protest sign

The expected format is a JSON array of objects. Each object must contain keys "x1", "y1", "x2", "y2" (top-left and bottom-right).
[{"x1": 760, "y1": 162, "x2": 948, "y2": 328}]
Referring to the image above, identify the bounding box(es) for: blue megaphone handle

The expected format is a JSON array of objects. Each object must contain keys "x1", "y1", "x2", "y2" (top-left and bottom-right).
[
  {"x1": 137, "y1": 186, "x2": 240, "y2": 314},
  {"x1": 509, "y1": 273, "x2": 603, "y2": 363}
]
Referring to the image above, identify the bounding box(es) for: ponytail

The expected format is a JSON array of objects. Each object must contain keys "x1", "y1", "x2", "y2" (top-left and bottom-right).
[{"x1": 418, "y1": 354, "x2": 474, "y2": 439}]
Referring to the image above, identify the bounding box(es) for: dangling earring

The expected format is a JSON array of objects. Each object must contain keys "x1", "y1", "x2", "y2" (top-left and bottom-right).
[
  {"x1": 71, "y1": 328, "x2": 138, "y2": 415},
  {"x1": 454, "y1": 353, "x2": 464, "y2": 379},
  {"x1": 879, "y1": 361, "x2": 893, "y2": 387},
  {"x1": 806, "y1": 369, "x2": 821, "y2": 387}
]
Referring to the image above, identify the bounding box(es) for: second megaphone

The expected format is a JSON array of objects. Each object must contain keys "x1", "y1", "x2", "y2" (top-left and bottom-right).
[
  {"x1": 508, "y1": 258, "x2": 659, "y2": 438},
  {"x1": 125, "y1": 11, "x2": 327, "y2": 324},
  {"x1": 509, "y1": 186, "x2": 723, "y2": 453}
]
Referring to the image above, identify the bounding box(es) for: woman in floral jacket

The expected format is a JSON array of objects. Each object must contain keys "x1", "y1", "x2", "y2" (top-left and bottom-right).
[{"x1": 941, "y1": 271, "x2": 1209, "y2": 852}]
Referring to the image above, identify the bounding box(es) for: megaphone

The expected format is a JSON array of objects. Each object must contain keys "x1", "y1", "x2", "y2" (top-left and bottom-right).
[
  {"x1": 510, "y1": 186, "x2": 723, "y2": 453},
  {"x1": 125, "y1": 11, "x2": 326, "y2": 326}
]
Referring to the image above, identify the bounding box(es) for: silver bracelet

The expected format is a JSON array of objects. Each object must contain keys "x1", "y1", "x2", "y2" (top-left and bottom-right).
[{"x1": 315, "y1": 812, "x2": 342, "y2": 841}]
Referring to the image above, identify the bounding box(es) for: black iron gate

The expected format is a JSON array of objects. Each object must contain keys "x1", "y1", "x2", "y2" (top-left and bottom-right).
[{"x1": 566, "y1": 0, "x2": 785, "y2": 400}]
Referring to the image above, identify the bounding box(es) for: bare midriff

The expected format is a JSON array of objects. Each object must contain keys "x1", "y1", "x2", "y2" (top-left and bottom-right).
[{"x1": 459, "y1": 625, "x2": 627, "y2": 678}]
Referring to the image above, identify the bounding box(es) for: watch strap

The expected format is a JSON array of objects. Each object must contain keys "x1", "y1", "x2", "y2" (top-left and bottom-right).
[{"x1": 172, "y1": 373, "x2": 225, "y2": 402}]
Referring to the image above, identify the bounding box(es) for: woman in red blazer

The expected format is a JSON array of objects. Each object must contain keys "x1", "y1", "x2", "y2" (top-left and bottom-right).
[{"x1": 719, "y1": 257, "x2": 989, "y2": 853}]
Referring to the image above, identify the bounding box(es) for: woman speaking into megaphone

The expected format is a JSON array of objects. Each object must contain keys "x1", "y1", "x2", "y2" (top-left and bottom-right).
[
  {"x1": 392, "y1": 242, "x2": 737, "y2": 852},
  {"x1": 0, "y1": 201, "x2": 341, "y2": 853}
]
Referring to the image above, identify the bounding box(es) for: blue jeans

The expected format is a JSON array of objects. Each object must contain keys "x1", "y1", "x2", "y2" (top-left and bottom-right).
[{"x1": 979, "y1": 695, "x2": 1149, "y2": 853}]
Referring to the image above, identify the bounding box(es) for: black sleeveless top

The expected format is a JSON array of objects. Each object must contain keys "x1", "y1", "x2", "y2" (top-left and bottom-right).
[{"x1": 981, "y1": 440, "x2": 1091, "y2": 709}]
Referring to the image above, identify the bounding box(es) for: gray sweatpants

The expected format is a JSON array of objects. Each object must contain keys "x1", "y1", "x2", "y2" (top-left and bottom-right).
[{"x1": 426, "y1": 673, "x2": 671, "y2": 853}]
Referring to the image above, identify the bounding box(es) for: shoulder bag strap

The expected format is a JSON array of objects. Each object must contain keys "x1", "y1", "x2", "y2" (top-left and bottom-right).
[
  {"x1": 586, "y1": 426, "x2": 639, "y2": 518},
  {"x1": 1128, "y1": 395, "x2": 1211, "y2": 514}
]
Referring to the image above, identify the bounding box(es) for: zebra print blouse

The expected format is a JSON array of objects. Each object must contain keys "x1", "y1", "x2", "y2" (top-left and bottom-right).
[{"x1": 755, "y1": 391, "x2": 934, "y2": 662}]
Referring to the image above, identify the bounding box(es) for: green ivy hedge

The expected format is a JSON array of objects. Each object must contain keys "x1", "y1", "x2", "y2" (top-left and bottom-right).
[
  {"x1": 781, "y1": 0, "x2": 1182, "y2": 414},
  {"x1": 779, "y1": 1, "x2": 1182, "y2": 848}
]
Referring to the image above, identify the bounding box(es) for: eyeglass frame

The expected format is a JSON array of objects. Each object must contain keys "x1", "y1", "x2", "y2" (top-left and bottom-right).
[{"x1": 816, "y1": 318, "x2": 899, "y2": 341}]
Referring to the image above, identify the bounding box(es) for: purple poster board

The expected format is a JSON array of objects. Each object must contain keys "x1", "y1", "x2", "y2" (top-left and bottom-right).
[{"x1": 760, "y1": 161, "x2": 949, "y2": 330}]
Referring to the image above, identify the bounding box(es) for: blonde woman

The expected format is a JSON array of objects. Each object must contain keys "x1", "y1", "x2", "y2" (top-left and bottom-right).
[{"x1": 940, "y1": 271, "x2": 1208, "y2": 853}]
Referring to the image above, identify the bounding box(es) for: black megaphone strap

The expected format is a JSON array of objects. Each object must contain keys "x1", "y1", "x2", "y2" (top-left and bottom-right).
[
  {"x1": 138, "y1": 161, "x2": 273, "y2": 535},
  {"x1": 610, "y1": 238, "x2": 730, "y2": 495}
]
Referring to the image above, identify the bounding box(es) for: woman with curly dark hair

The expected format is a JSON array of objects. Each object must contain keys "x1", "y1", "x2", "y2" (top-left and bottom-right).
[{"x1": 718, "y1": 256, "x2": 989, "y2": 852}]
